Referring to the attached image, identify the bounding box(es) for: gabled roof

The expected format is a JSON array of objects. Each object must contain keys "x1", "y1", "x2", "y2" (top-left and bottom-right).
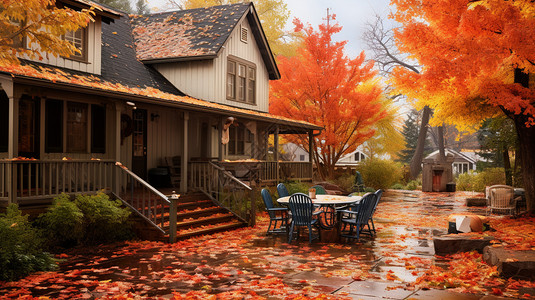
[
  {"x1": 425, "y1": 148, "x2": 479, "y2": 164},
  {"x1": 130, "y1": 3, "x2": 280, "y2": 79}
]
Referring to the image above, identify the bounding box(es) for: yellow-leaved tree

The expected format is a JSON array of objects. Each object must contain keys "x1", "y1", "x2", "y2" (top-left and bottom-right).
[{"x1": 0, "y1": 0, "x2": 94, "y2": 66}]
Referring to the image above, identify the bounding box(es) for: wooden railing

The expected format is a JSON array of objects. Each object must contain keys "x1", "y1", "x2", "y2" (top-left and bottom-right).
[
  {"x1": 113, "y1": 163, "x2": 178, "y2": 243},
  {"x1": 189, "y1": 161, "x2": 255, "y2": 226},
  {"x1": 0, "y1": 159, "x2": 115, "y2": 204},
  {"x1": 260, "y1": 161, "x2": 313, "y2": 182}
]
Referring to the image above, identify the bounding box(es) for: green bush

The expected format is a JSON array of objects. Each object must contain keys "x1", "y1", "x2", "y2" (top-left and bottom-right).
[
  {"x1": 391, "y1": 183, "x2": 405, "y2": 190},
  {"x1": 456, "y1": 168, "x2": 506, "y2": 192},
  {"x1": 75, "y1": 193, "x2": 132, "y2": 243},
  {"x1": 0, "y1": 204, "x2": 56, "y2": 281},
  {"x1": 283, "y1": 181, "x2": 310, "y2": 196},
  {"x1": 37, "y1": 193, "x2": 84, "y2": 248},
  {"x1": 405, "y1": 180, "x2": 420, "y2": 190},
  {"x1": 357, "y1": 159, "x2": 403, "y2": 190},
  {"x1": 333, "y1": 173, "x2": 354, "y2": 192}
]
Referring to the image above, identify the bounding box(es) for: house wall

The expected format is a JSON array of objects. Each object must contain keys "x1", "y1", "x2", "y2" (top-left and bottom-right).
[
  {"x1": 1, "y1": 85, "x2": 116, "y2": 160},
  {"x1": 21, "y1": 15, "x2": 102, "y2": 75},
  {"x1": 154, "y1": 17, "x2": 270, "y2": 112}
]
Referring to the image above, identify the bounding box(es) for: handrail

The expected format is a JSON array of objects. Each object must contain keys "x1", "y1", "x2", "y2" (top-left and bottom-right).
[
  {"x1": 115, "y1": 162, "x2": 170, "y2": 200},
  {"x1": 113, "y1": 162, "x2": 178, "y2": 242},
  {"x1": 190, "y1": 161, "x2": 256, "y2": 226},
  {"x1": 208, "y1": 162, "x2": 252, "y2": 191}
]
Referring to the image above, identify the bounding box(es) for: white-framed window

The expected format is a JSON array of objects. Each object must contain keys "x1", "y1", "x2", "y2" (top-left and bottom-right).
[
  {"x1": 227, "y1": 57, "x2": 256, "y2": 104},
  {"x1": 62, "y1": 28, "x2": 87, "y2": 61},
  {"x1": 299, "y1": 154, "x2": 305, "y2": 161}
]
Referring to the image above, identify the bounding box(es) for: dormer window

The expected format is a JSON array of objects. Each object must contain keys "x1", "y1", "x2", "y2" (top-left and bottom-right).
[
  {"x1": 227, "y1": 57, "x2": 256, "y2": 104},
  {"x1": 62, "y1": 28, "x2": 87, "y2": 61}
]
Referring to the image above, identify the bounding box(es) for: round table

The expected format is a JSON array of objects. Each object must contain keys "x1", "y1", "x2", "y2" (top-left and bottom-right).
[
  {"x1": 276, "y1": 194, "x2": 361, "y2": 206},
  {"x1": 277, "y1": 194, "x2": 361, "y2": 242}
]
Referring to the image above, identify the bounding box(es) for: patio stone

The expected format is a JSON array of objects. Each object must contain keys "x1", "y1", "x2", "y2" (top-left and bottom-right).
[
  {"x1": 408, "y1": 289, "x2": 482, "y2": 299},
  {"x1": 433, "y1": 235, "x2": 494, "y2": 255},
  {"x1": 483, "y1": 246, "x2": 535, "y2": 280},
  {"x1": 337, "y1": 280, "x2": 414, "y2": 299},
  {"x1": 466, "y1": 197, "x2": 487, "y2": 207}
]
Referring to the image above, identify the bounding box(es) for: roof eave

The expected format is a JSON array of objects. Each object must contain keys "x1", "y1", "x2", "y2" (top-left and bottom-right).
[
  {"x1": 11, "y1": 75, "x2": 320, "y2": 131},
  {"x1": 141, "y1": 54, "x2": 217, "y2": 64},
  {"x1": 60, "y1": 0, "x2": 122, "y2": 23}
]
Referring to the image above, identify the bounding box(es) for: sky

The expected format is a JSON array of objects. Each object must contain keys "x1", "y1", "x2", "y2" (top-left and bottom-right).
[{"x1": 146, "y1": 0, "x2": 395, "y2": 58}]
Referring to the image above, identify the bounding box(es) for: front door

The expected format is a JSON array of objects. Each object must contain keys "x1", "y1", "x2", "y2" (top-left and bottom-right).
[
  {"x1": 132, "y1": 109, "x2": 147, "y2": 179},
  {"x1": 18, "y1": 95, "x2": 40, "y2": 159}
]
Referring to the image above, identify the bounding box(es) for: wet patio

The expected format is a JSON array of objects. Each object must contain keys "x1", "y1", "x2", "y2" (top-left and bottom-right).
[{"x1": 1, "y1": 190, "x2": 534, "y2": 299}]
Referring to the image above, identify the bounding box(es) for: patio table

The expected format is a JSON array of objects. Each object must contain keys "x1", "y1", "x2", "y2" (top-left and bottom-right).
[{"x1": 277, "y1": 194, "x2": 361, "y2": 242}]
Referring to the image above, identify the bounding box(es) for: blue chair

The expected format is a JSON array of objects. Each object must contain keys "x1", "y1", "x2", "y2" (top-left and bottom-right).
[
  {"x1": 369, "y1": 189, "x2": 383, "y2": 235},
  {"x1": 339, "y1": 193, "x2": 377, "y2": 241},
  {"x1": 277, "y1": 183, "x2": 290, "y2": 198},
  {"x1": 261, "y1": 189, "x2": 288, "y2": 235},
  {"x1": 311, "y1": 185, "x2": 327, "y2": 195},
  {"x1": 288, "y1": 193, "x2": 321, "y2": 243}
]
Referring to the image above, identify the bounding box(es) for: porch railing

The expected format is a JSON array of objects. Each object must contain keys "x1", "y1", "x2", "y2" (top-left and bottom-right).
[
  {"x1": 260, "y1": 161, "x2": 313, "y2": 182},
  {"x1": 0, "y1": 159, "x2": 115, "y2": 204},
  {"x1": 113, "y1": 162, "x2": 178, "y2": 243},
  {"x1": 189, "y1": 161, "x2": 255, "y2": 226}
]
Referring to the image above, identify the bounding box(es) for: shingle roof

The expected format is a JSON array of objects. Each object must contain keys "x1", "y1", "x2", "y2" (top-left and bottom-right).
[
  {"x1": 101, "y1": 12, "x2": 183, "y2": 95},
  {"x1": 130, "y1": 3, "x2": 250, "y2": 62}
]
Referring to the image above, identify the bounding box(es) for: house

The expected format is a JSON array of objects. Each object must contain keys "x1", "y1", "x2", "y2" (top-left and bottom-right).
[
  {"x1": 282, "y1": 142, "x2": 367, "y2": 166},
  {"x1": 424, "y1": 148, "x2": 483, "y2": 174},
  {"x1": 0, "y1": 0, "x2": 321, "y2": 241}
]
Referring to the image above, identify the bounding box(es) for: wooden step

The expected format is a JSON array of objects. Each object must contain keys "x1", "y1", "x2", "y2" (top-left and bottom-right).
[
  {"x1": 174, "y1": 221, "x2": 245, "y2": 240},
  {"x1": 174, "y1": 213, "x2": 235, "y2": 229}
]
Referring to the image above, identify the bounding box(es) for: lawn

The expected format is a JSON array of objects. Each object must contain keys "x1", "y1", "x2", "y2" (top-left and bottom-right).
[{"x1": 1, "y1": 190, "x2": 534, "y2": 299}]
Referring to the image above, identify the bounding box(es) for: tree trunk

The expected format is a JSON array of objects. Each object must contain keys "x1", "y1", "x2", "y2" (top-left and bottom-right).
[
  {"x1": 502, "y1": 145, "x2": 513, "y2": 186},
  {"x1": 437, "y1": 126, "x2": 446, "y2": 162},
  {"x1": 410, "y1": 106, "x2": 432, "y2": 179},
  {"x1": 513, "y1": 116, "x2": 535, "y2": 214}
]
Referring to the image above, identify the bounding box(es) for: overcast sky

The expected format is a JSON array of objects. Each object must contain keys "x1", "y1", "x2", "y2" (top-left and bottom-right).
[{"x1": 146, "y1": 0, "x2": 395, "y2": 58}]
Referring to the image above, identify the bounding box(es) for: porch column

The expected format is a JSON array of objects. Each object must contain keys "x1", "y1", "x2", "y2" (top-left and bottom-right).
[
  {"x1": 114, "y1": 105, "x2": 121, "y2": 195},
  {"x1": 309, "y1": 130, "x2": 314, "y2": 181},
  {"x1": 274, "y1": 125, "x2": 279, "y2": 184},
  {"x1": 1, "y1": 77, "x2": 16, "y2": 204},
  {"x1": 180, "y1": 112, "x2": 189, "y2": 194},
  {"x1": 218, "y1": 116, "x2": 223, "y2": 161}
]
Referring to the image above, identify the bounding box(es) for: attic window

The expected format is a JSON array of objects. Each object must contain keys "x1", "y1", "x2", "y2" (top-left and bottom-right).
[
  {"x1": 62, "y1": 28, "x2": 88, "y2": 62},
  {"x1": 240, "y1": 26, "x2": 248, "y2": 43}
]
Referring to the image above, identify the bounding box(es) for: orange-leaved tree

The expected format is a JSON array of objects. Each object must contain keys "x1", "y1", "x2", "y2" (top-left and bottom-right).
[
  {"x1": 270, "y1": 18, "x2": 386, "y2": 179},
  {"x1": 391, "y1": 0, "x2": 535, "y2": 212},
  {"x1": 0, "y1": 0, "x2": 94, "y2": 65}
]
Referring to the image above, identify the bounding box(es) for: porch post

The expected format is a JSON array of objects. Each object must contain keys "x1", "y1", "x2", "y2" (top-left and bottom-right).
[
  {"x1": 1, "y1": 78, "x2": 16, "y2": 204},
  {"x1": 114, "y1": 106, "x2": 121, "y2": 195},
  {"x1": 218, "y1": 116, "x2": 223, "y2": 161},
  {"x1": 274, "y1": 125, "x2": 279, "y2": 184},
  {"x1": 309, "y1": 130, "x2": 314, "y2": 181},
  {"x1": 180, "y1": 112, "x2": 189, "y2": 194}
]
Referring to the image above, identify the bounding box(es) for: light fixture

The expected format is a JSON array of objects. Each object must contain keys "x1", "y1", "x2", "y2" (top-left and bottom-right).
[{"x1": 126, "y1": 101, "x2": 135, "y2": 106}]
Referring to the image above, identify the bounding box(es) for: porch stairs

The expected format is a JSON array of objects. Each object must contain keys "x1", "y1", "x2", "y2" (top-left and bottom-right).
[{"x1": 129, "y1": 191, "x2": 247, "y2": 241}]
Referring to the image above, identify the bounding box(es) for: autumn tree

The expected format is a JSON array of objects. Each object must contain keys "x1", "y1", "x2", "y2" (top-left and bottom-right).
[
  {"x1": 270, "y1": 18, "x2": 386, "y2": 179},
  {"x1": 0, "y1": 0, "x2": 94, "y2": 65},
  {"x1": 398, "y1": 109, "x2": 429, "y2": 165},
  {"x1": 391, "y1": 0, "x2": 535, "y2": 212},
  {"x1": 167, "y1": 0, "x2": 297, "y2": 57}
]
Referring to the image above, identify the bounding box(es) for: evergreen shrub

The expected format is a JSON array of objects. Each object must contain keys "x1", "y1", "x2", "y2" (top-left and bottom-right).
[
  {"x1": 75, "y1": 193, "x2": 132, "y2": 243},
  {"x1": 37, "y1": 193, "x2": 84, "y2": 248},
  {"x1": 0, "y1": 204, "x2": 55, "y2": 281},
  {"x1": 456, "y1": 168, "x2": 506, "y2": 192},
  {"x1": 357, "y1": 159, "x2": 402, "y2": 190}
]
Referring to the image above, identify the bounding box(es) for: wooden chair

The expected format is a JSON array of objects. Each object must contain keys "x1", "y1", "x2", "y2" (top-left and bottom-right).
[
  {"x1": 339, "y1": 193, "x2": 377, "y2": 241},
  {"x1": 311, "y1": 185, "x2": 327, "y2": 195},
  {"x1": 164, "y1": 156, "x2": 181, "y2": 188},
  {"x1": 277, "y1": 183, "x2": 290, "y2": 198},
  {"x1": 486, "y1": 185, "x2": 517, "y2": 216}
]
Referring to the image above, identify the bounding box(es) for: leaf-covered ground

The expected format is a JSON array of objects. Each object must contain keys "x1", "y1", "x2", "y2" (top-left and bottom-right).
[{"x1": 1, "y1": 190, "x2": 534, "y2": 299}]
